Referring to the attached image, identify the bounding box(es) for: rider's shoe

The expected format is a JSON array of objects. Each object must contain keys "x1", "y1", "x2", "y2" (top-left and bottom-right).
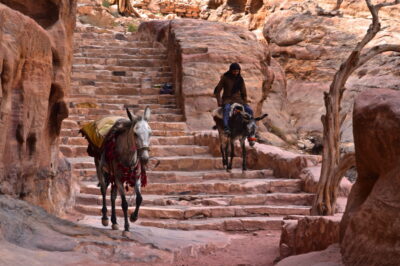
[{"x1": 224, "y1": 128, "x2": 231, "y2": 136}]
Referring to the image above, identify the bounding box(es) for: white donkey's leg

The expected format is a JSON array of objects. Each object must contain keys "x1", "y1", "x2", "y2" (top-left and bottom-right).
[
  {"x1": 96, "y1": 155, "x2": 109, "y2": 227},
  {"x1": 114, "y1": 177, "x2": 130, "y2": 232},
  {"x1": 130, "y1": 178, "x2": 142, "y2": 223}
]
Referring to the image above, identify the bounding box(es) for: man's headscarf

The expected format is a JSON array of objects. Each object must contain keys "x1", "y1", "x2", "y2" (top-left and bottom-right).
[{"x1": 224, "y1": 63, "x2": 244, "y2": 93}]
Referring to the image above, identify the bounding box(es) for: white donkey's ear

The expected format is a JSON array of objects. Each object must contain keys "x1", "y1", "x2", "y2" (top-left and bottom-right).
[
  {"x1": 143, "y1": 106, "x2": 151, "y2": 121},
  {"x1": 126, "y1": 107, "x2": 137, "y2": 122}
]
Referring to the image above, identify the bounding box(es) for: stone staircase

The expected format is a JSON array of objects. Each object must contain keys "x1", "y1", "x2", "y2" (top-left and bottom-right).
[{"x1": 62, "y1": 26, "x2": 313, "y2": 232}]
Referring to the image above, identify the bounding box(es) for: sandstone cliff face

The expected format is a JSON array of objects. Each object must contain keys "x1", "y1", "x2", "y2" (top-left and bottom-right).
[
  {"x1": 0, "y1": 1, "x2": 77, "y2": 214},
  {"x1": 263, "y1": 0, "x2": 400, "y2": 144},
  {"x1": 139, "y1": 19, "x2": 288, "y2": 133},
  {"x1": 340, "y1": 89, "x2": 400, "y2": 265}
]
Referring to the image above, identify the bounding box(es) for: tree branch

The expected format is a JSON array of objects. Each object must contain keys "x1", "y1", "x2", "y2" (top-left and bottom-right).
[
  {"x1": 376, "y1": 0, "x2": 400, "y2": 10},
  {"x1": 357, "y1": 44, "x2": 400, "y2": 68}
]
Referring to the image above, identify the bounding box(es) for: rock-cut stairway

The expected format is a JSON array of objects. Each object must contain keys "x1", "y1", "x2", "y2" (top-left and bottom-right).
[{"x1": 61, "y1": 26, "x2": 313, "y2": 232}]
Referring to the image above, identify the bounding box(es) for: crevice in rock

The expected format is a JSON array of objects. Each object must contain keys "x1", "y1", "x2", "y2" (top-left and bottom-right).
[{"x1": 47, "y1": 84, "x2": 68, "y2": 139}]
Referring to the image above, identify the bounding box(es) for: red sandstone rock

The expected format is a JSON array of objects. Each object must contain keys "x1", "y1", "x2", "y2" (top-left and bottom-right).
[
  {"x1": 340, "y1": 89, "x2": 400, "y2": 265},
  {"x1": 263, "y1": 1, "x2": 400, "y2": 143},
  {"x1": 0, "y1": 1, "x2": 76, "y2": 214},
  {"x1": 138, "y1": 19, "x2": 288, "y2": 134},
  {"x1": 279, "y1": 216, "x2": 341, "y2": 259}
]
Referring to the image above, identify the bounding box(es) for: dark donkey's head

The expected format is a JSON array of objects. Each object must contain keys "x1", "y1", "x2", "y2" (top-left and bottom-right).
[
  {"x1": 126, "y1": 106, "x2": 152, "y2": 165},
  {"x1": 236, "y1": 109, "x2": 268, "y2": 147}
]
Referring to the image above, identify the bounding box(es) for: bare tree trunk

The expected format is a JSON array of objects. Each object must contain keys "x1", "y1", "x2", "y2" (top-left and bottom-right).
[
  {"x1": 108, "y1": 0, "x2": 140, "y2": 17},
  {"x1": 333, "y1": 0, "x2": 344, "y2": 11},
  {"x1": 311, "y1": 0, "x2": 400, "y2": 215}
]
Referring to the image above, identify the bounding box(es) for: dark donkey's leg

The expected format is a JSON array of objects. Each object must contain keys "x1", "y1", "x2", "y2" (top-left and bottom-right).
[
  {"x1": 220, "y1": 144, "x2": 226, "y2": 167},
  {"x1": 228, "y1": 139, "x2": 234, "y2": 171},
  {"x1": 130, "y1": 178, "x2": 142, "y2": 223},
  {"x1": 241, "y1": 138, "x2": 247, "y2": 171},
  {"x1": 115, "y1": 177, "x2": 130, "y2": 232},
  {"x1": 96, "y1": 157, "x2": 109, "y2": 227},
  {"x1": 224, "y1": 139, "x2": 230, "y2": 172},
  {"x1": 111, "y1": 184, "x2": 119, "y2": 230}
]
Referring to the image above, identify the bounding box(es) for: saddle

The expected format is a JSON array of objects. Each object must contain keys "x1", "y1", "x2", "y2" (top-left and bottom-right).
[
  {"x1": 80, "y1": 116, "x2": 131, "y2": 157},
  {"x1": 212, "y1": 103, "x2": 247, "y2": 120}
]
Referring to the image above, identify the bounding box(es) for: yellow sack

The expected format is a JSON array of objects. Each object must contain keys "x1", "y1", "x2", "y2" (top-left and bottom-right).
[{"x1": 81, "y1": 116, "x2": 125, "y2": 148}]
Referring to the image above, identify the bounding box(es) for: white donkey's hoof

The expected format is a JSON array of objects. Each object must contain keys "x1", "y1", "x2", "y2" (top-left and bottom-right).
[
  {"x1": 122, "y1": 231, "x2": 130, "y2": 237},
  {"x1": 112, "y1": 224, "x2": 119, "y2": 230}
]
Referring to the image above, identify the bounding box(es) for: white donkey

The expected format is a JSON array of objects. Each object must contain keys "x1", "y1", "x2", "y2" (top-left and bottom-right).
[{"x1": 83, "y1": 107, "x2": 152, "y2": 233}]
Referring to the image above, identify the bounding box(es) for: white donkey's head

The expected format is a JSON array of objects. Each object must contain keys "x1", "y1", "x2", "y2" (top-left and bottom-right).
[{"x1": 126, "y1": 106, "x2": 152, "y2": 165}]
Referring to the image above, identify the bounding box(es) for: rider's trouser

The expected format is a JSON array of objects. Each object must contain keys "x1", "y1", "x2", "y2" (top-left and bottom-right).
[{"x1": 223, "y1": 104, "x2": 254, "y2": 130}]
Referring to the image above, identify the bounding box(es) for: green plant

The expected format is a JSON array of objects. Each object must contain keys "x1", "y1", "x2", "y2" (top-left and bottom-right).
[
  {"x1": 102, "y1": 0, "x2": 111, "y2": 8},
  {"x1": 127, "y1": 23, "x2": 138, "y2": 32}
]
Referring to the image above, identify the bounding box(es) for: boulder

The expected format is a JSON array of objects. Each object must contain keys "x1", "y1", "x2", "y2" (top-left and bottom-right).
[
  {"x1": 0, "y1": 1, "x2": 77, "y2": 214},
  {"x1": 279, "y1": 216, "x2": 341, "y2": 259},
  {"x1": 276, "y1": 243, "x2": 343, "y2": 266},
  {"x1": 340, "y1": 89, "x2": 400, "y2": 265}
]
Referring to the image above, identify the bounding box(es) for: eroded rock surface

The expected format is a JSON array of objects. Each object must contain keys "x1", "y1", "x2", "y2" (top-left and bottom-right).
[
  {"x1": 0, "y1": 1, "x2": 77, "y2": 214},
  {"x1": 340, "y1": 89, "x2": 400, "y2": 265},
  {"x1": 139, "y1": 19, "x2": 287, "y2": 133},
  {"x1": 0, "y1": 195, "x2": 233, "y2": 265},
  {"x1": 279, "y1": 216, "x2": 341, "y2": 259},
  {"x1": 263, "y1": 0, "x2": 400, "y2": 144}
]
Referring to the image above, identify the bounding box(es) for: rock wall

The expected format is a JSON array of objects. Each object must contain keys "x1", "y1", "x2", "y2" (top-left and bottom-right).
[
  {"x1": 263, "y1": 0, "x2": 400, "y2": 144},
  {"x1": 340, "y1": 89, "x2": 400, "y2": 265},
  {"x1": 138, "y1": 19, "x2": 287, "y2": 133},
  {"x1": 0, "y1": 1, "x2": 77, "y2": 214}
]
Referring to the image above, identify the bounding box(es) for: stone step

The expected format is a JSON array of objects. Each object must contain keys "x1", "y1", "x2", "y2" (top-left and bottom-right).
[
  {"x1": 71, "y1": 68, "x2": 173, "y2": 78},
  {"x1": 60, "y1": 128, "x2": 188, "y2": 138},
  {"x1": 73, "y1": 57, "x2": 169, "y2": 68},
  {"x1": 69, "y1": 85, "x2": 176, "y2": 100},
  {"x1": 150, "y1": 136, "x2": 195, "y2": 145},
  {"x1": 74, "y1": 40, "x2": 164, "y2": 49},
  {"x1": 80, "y1": 178, "x2": 303, "y2": 195},
  {"x1": 147, "y1": 169, "x2": 274, "y2": 182},
  {"x1": 62, "y1": 144, "x2": 208, "y2": 158},
  {"x1": 73, "y1": 47, "x2": 167, "y2": 56},
  {"x1": 73, "y1": 168, "x2": 275, "y2": 183},
  {"x1": 75, "y1": 203, "x2": 311, "y2": 220},
  {"x1": 74, "y1": 53, "x2": 167, "y2": 60},
  {"x1": 138, "y1": 216, "x2": 285, "y2": 231},
  {"x1": 70, "y1": 155, "x2": 240, "y2": 171},
  {"x1": 61, "y1": 136, "x2": 87, "y2": 146},
  {"x1": 72, "y1": 64, "x2": 171, "y2": 73},
  {"x1": 62, "y1": 135, "x2": 194, "y2": 148},
  {"x1": 67, "y1": 113, "x2": 184, "y2": 123},
  {"x1": 78, "y1": 215, "x2": 286, "y2": 231},
  {"x1": 76, "y1": 192, "x2": 314, "y2": 208},
  {"x1": 67, "y1": 93, "x2": 176, "y2": 102},
  {"x1": 72, "y1": 72, "x2": 172, "y2": 84}
]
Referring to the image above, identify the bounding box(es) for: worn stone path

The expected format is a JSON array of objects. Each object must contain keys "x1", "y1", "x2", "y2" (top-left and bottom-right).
[{"x1": 61, "y1": 25, "x2": 313, "y2": 232}]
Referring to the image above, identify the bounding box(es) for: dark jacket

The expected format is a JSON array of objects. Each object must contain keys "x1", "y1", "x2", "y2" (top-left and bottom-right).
[{"x1": 213, "y1": 74, "x2": 248, "y2": 106}]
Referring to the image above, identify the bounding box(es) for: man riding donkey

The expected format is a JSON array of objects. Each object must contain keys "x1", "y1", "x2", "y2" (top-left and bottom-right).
[{"x1": 213, "y1": 63, "x2": 268, "y2": 172}]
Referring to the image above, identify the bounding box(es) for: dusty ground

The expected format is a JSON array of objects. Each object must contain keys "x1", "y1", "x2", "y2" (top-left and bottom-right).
[{"x1": 62, "y1": 209, "x2": 281, "y2": 265}]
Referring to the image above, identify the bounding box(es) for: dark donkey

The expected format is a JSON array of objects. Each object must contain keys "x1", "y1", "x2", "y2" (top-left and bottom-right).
[
  {"x1": 82, "y1": 107, "x2": 152, "y2": 234},
  {"x1": 213, "y1": 104, "x2": 267, "y2": 172}
]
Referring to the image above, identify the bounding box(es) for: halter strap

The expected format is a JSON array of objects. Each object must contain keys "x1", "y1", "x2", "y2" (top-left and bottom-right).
[{"x1": 137, "y1": 146, "x2": 150, "y2": 152}]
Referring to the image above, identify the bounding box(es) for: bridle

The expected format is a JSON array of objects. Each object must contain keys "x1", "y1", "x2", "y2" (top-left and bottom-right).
[{"x1": 137, "y1": 146, "x2": 150, "y2": 153}]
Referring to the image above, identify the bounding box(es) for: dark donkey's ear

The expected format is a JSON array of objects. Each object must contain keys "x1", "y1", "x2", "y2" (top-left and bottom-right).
[
  {"x1": 255, "y1": 114, "x2": 268, "y2": 121},
  {"x1": 126, "y1": 107, "x2": 137, "y2": 122}
]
